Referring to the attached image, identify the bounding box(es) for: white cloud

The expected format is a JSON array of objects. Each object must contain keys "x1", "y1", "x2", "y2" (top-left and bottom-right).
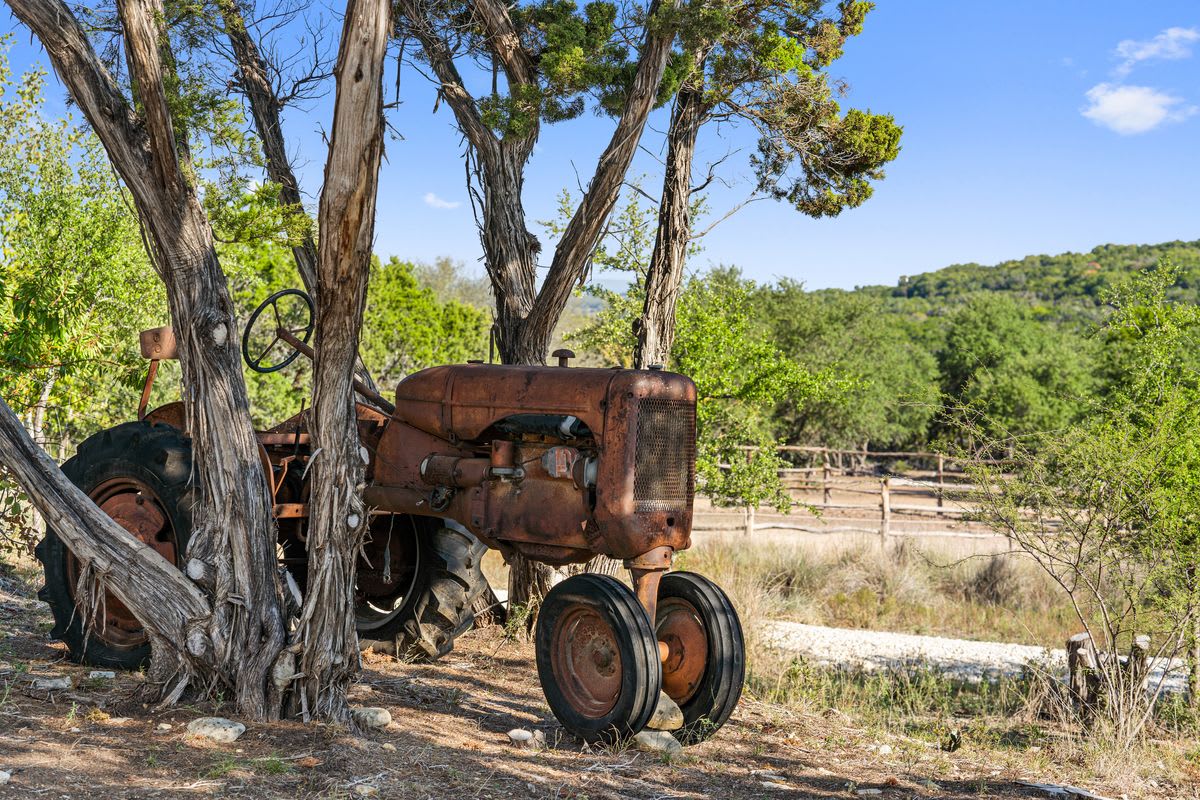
[
  {"x1": 1081, "y1": 83, "x2": 1198, "y2": 134},
  {"x1": 423, "y1": 192, "x2": 461, "y2": 210},
  {"x1": 1114, "y1": 26, "x2": 1199, "y2": 76}
]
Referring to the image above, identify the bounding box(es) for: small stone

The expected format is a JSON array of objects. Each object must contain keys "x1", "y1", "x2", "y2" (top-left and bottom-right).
[
  {"x1": 87, "y1": 671, "x2": 116, "y2": 680},
  {"x1": 380, "y1": 743, "x2": 396, "y2": 752},
  {"x1": 352, "y1": 785, "x2": 378, "y2": 797},
  {"x1": 645, "y1": 692, "x2": 684, "y2": 731},
  {"x1": 507, "y1": 728, "x2": 534, "y2": 747},
  {"x1": 69, "y1": 727, "x2": 81, "y2": 733},
  {"x1": 103, "y1": 717, "x2": 131, "y2": 727},
  {"x1": 33, "y1": 676, "x2": 71, "y2": 690},
  {"x1": 156, "y1": 723, "x2": 173, "y2": 731},
  {"x1": 855, "y1": 791, "x2": 883, "y2": 797},
  {"x1": 877, "y1": 744, "x2": 892, "y2": 755},
  {"x1": 186, "y1": 717, "x2": 245, "y2": 744},
  {"x1": 761, "y1": 783, "x2": 799, "y2": 792},
  {"x1": 632, "y1": 730, "x2": 683, "y2": 755},
  {"x1": 0, "y1": 769, "x2": 10, "y2": 785},
  {"x1": 352, "y1": 707, "x2": 391, "y2": 730}
]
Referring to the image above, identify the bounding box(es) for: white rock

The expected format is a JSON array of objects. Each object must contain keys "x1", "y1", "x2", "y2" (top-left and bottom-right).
[
  {"x1": 855, "y1": 791, "x2": 883, "y2": 797},
  {"x1": 87, "y1": 671, "x2": 116, "y2": 680},
  {"x1": 352, "y1": 707, "x2": 391, "y2": 730},
  {"x1": 0, "y1": 770, "x2": 10, "y2": 785},
  {"x1": 69, "y1": 727, "x2": 81, "y2": 733},
  {"x1": 632, "y1": 730, "x2": 682, "y2": 755},
  {"x1": 645, "y1": 692, "x2": 684, "y2": 731},
  {"x1": 156, "y1": 723, "x2": 173, "y2": 731},
  {"x1": 506, "y1": 728, "x2": 547, "y2": 749},
  {"x1": 761, "y1": 783, "x2": 800, "y2": 792},
  {"x1": 186, "y1": 717, "x2": 245, "y2": 743},
  {"x1": 352, "y1": 785, "x2": 379, "y2": 797},
  {"x1": 103, "y1": 717, "x2": 131, "y2": 727},
  {"x1": 33, "y1": 676, "x2": 71, "y2": 690},
  {"x1": 877, "y1": 744, "x2": 892, "y2": 755},
  {"x1": 380, "y1": 743, "x2": 396, "y2": 752}
]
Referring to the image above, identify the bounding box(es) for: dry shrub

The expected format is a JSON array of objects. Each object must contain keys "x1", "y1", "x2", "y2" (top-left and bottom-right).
[
  {"x1": 940, "y1": 553, "x2": 1062, "y2": 611},
  {"x1": 827, "y1": 543, "x2": 934, "y2": 609}
]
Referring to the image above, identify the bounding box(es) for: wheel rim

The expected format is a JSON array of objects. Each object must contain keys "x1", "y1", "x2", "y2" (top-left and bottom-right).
[
  {"x1": 550, "y1": 605, "x2": 624, "y2": 718},
  {"x1": 656, "y1": 596, "x2": 708, "y2": 706},
  {"x1": 354, "y1": 516, "x2": 421, "y2": 631},
  {"x1": 66, "y1": 478, "x2": 178, "y2": 649}
]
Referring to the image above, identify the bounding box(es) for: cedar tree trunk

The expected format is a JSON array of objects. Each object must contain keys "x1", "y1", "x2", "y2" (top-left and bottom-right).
[
  {"x1": 635, "y1": 82, "x2": 704, "y2": 369},
  {"x1": 294, "y1": 0, "x2": 391, "y2": 721},
  {"x1": 5, "y1": 0, "x2": 288, "y2": 717}
]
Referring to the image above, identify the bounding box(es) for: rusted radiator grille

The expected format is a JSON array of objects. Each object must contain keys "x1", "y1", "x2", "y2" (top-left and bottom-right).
[{"x1": 633, "y1": 399, "x2": 695, "y2": 513}]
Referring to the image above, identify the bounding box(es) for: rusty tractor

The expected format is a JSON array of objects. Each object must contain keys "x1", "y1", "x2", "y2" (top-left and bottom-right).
[{"x1": 36, "y1": 289, "x2": 744, "y2": 743}]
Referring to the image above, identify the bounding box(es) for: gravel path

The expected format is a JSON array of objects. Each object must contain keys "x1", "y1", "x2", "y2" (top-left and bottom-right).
[{"x1": 762, "y1": 620, "x2": 1187, "y2": 694}]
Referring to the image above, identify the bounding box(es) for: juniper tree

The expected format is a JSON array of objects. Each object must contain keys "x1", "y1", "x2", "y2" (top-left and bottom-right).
[{"x1": 636, "y1": 0, "x2": 901, "y2": 366}]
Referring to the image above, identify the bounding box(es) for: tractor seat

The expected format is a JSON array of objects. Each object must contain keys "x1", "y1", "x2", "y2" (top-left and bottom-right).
[{"x1": 139, "y1": 326, "x2": 178, "y2": 360}]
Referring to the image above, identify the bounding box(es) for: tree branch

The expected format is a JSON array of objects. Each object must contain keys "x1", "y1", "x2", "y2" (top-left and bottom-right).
[
  {"x1": 218, "y1": 0, "x2": 319, "y2": 294},
  {"x1": 525, "y1": 0, "x2": 681, "y2": 350},
  {"x1": 398, "y1": 0, "x2": 498, "y2": 161}
]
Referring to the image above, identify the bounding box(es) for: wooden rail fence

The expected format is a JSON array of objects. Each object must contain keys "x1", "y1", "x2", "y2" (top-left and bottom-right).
[{"x1": 714, "y1": 445, "x2": 1013, "y2": 543}]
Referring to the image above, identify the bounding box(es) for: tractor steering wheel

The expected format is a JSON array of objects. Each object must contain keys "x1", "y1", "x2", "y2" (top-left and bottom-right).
[{"x1": 241, "y1": 288, "x2": 314, "y2": 374}]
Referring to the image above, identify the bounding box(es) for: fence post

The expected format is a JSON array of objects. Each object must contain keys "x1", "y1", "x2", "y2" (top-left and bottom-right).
[
  {"x1": 879, "y1": 476, "x2": 891, "y2": 545},
  {"x1": 1127, "y1": 634, "x2": 1150, "y2": 695},
  {"x1": 1067, "y1": 632, "x2": 1099, "y2": 717},
  {"x1": 936, "y1": 453, "x2": 945, "y2": 512},
  {"x1": 822, "y1": 453, "x2": 831, "y2": 506}
]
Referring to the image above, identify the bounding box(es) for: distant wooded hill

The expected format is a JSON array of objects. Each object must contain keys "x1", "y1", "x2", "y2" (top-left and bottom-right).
[{"x1": 859, "y1": 239, "x2": 1200, "y2": 312}]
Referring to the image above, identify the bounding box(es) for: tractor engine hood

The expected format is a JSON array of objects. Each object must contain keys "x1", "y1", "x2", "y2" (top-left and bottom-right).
[{"x1": 376, "y1": 363, "x2": 698, "y2": 563}]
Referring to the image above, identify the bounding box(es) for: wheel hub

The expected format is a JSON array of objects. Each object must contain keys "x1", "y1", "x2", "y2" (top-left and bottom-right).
[
  {"x1": 551, "y1": 606, "x2": 623, "y2": 718},
  {"x1": 66, "y1": 478, "x2": 177, "y2": 648},
  {"x1": 656, "y1": 597, "x2": 708, "y2": 705}
]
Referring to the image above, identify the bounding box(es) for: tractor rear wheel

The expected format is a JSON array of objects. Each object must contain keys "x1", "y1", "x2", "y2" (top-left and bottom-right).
[
  {"x1": 37, "y1": 421, "x2": 490, "y2": 670},
  {"x1": 355, "y1": 517, "x2": 489, "y2": 660},
  {"x1": 36, "y1": 421, "x2": 194, "y2": 670}
]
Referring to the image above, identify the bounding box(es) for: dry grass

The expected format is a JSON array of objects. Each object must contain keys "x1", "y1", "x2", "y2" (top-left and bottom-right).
[{"x1": 676, "y1": 535, "x2": 1076, "y2": 647}]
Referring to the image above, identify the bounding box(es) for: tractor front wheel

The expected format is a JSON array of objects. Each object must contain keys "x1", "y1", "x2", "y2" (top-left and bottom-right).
[
  {"x1": 655, "y1": 571, "x2": 744, "y2": 744},
  {"x1": 535, "y1": 574, "x2": 662, "y2": 743}
]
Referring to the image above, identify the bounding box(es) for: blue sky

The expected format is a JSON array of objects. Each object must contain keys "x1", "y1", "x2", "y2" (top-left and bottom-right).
[{"x1": 4, "y1": 1, "x2": 1199, "y2": 290}]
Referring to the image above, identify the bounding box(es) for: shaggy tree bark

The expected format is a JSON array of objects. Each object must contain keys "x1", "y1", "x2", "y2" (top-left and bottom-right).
[
  {"x1": 400, "y1": 0, "x2": 681, "y2": 609},
  {"x1": 5, "y1": 0, "x2": 288, "y2": 718},
  {"x1": 635, "y1": 82, "x2": 705, "y2": 369},
  {"x1": 217, "y1": 0, "x2": 318, "y2": 294},
  {"x1": 295, "y1": 0, "x2": 391, "y2": 722}
]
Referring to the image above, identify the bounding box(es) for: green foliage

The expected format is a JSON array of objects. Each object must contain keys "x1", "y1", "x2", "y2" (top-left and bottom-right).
[
  {"x1": 758, "y1": 282, "x2": 938, "y2": 448},
  {"x1": 885, "y1": 240, "x2": 1200, "y2": 313},
  {"x1": 673, "y1": 269, "x2": 827, "y2": 510},
  {"x1": 685, "y1": 0, "x2": 902, "y2": 218},
  {"x1": 935, "y1": 294, "x2": 1096, "y2": 441},
  {"x1": 360, "y1": 257, "x2": 490, "y2": 385},
  {"x1": 961, "y1": 264, "x2": 1200, "y2": 742},
  {"x1": 0, "y1": 46, "x2": 163, "y2": 436}
]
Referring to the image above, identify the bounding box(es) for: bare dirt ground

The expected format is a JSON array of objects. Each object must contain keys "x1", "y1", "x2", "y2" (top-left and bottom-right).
[{"x1": 2, "y1": 561, "x2": 1194, "y2": 800}]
